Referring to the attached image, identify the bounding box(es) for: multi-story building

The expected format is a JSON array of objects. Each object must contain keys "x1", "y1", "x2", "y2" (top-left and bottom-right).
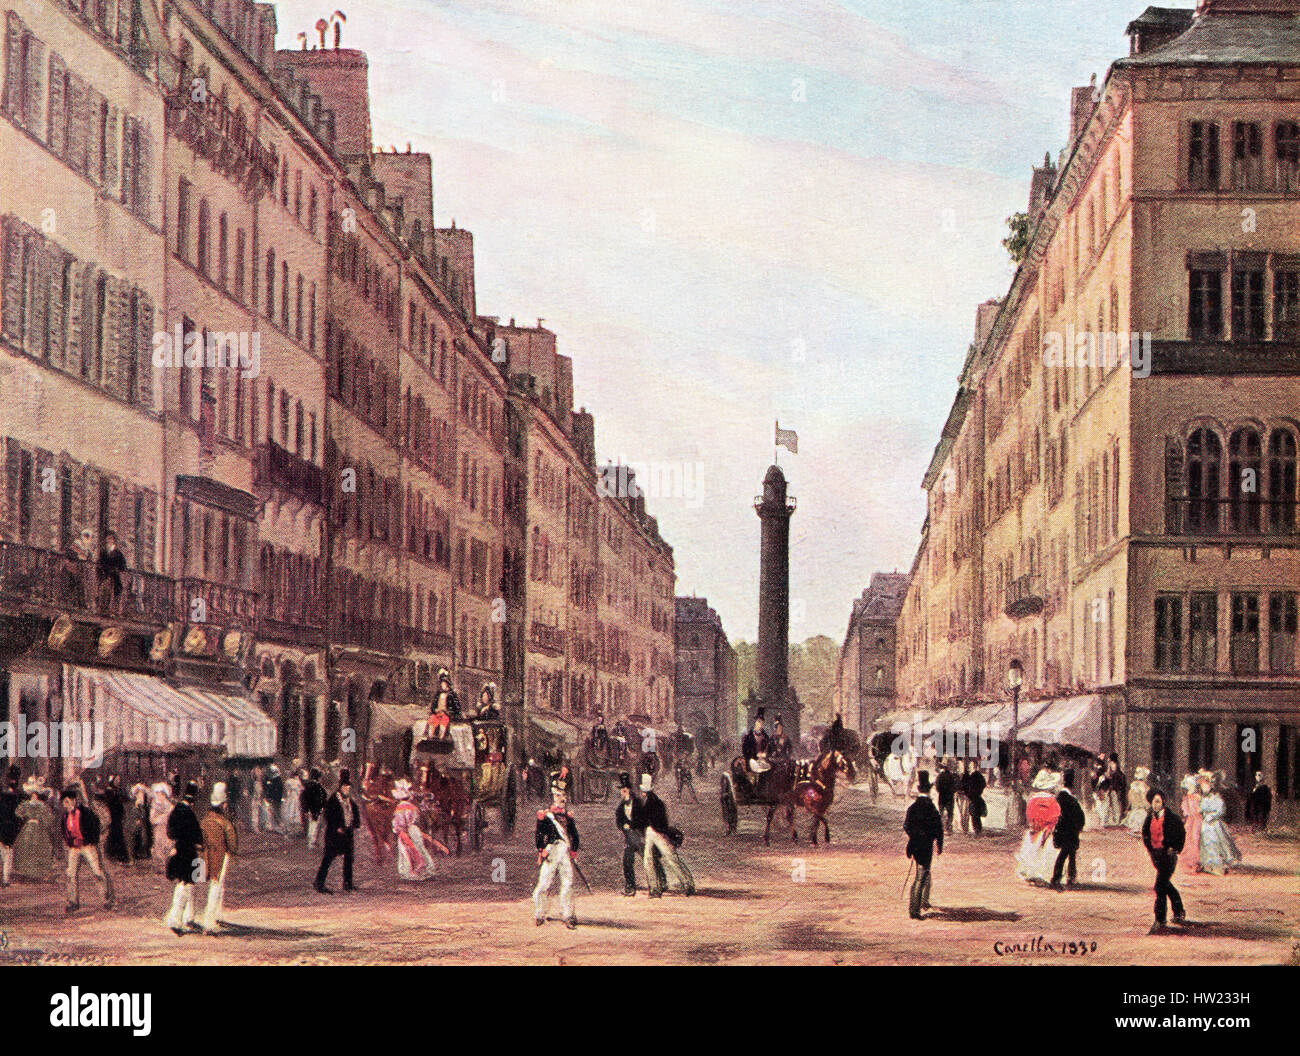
[
  {"x1": 834, "y1": 573, "x2": 908, "y2": 734},
  {"x1": 674, "y1": 596, "x2": 737, "y2": 737},
  {"x1": 895, "y1": 0, "x2": 1300, "y2": 816},
  {"x1": 1, "y1": 0, "x2": 674, "y2": 786}
]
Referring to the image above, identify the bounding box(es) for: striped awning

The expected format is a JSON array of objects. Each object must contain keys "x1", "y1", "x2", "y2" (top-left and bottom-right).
[{"x1": 63, "y1": 666, "x2": 276, "y2": 759}]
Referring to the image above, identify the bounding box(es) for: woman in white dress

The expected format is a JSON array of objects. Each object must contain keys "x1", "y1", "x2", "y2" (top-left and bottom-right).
[
  {"x1": 283, "y1": 764, "x2": 303, "y2": 834},
  {"x1": 391, "y1": 779, "x2": 436, "y2": 882},
  {"x1": 1015, "y1": 769, "x2": 1062, "y2": 884},
  {"x1": 1122, "y1": 766, "x2": 1150, "y2": 834}
]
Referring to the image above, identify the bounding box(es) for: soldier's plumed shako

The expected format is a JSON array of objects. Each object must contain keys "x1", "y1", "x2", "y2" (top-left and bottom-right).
[{"x1": 550, "y1": 766, "x2": 570, "y2": 793}]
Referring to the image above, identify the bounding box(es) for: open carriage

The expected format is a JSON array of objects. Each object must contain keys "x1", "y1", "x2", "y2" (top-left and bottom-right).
[
  {"x1": 405, "y1": 716, "x2": 517, "y2": 852},
  {"x1": 576, "y1": 719, "x2": 661, "y2": 801}
]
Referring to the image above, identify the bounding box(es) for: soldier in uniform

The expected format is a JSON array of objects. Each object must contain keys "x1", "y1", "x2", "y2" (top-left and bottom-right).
[{"x1": 533, "y1": 769, "x2": 580, "y2": 929}]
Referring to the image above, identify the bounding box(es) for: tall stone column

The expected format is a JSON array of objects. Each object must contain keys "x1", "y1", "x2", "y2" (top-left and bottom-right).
[{"x1": 754, "y1": 465, "x2": 797, "y2": 743}]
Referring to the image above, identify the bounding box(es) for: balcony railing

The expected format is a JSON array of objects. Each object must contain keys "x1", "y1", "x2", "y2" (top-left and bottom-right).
[
  {"x1": 1165, "y1": 497, "x2": 1298, "y2": 537},
  {"x1": 530, "y1": 624, "x2": 567, "y2": 655},
  {"x1": 254, "y1": 441, "x2": 325, "y2": 507},
  {"x1": 405, "y1": 626, "x2": 453, "y2": 653},
  {"x1": 1005, "y1": 574, "x2": 1045, "y2": 619},
  {"x1": 0, "y1": 540, "x2": 173, "y2": 626},
  {"x1": 175, "y1": 578, "x2": 259, "y2": 626},
  {"x1": 165, "y1": 85, "x2": 278, "y2": 200},
  {"x1": 1147, "y1": 339, "x2": 1300, "y2": 377},
  {"x1": 330, "y1": 615, "x2": 404, "y2": 655}
]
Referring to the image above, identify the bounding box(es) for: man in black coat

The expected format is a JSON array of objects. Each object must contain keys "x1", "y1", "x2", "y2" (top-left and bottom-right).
[
  {"x1": 1050, "y1": 769, "x2": 1087, "y2": 890},
  {"x1": 904, "y1": 771, "x2": 944, "y2": 919},
  {"x1": 1141, "y1": 788, "x2": 1187, "y2": 934},
  {"x1": 0, "y1": 766, "x2": 20, "y2": 886},
  {"x1": 164, "y1": 781, "x2": 204, "y2": 934},
  {"x1": 640, "y1": 773, "x2": 693, "y2": 897},
  {"x1": 935, "y1": 762, "x2": 957, "y2": 833},
  {"x1": 61, "y1": 786, "x2": 114, "y2": 912},
  {"x1": 301, "y1": 767, "x2": 328, "y2": 848},
  {"x1": 1246, "y1": 772, "x2": 1272, "y2": 834},
  {"x1": 614, "y1": 773, "x2": 665, "y2": 896},
  {"x1": 961, "y1": 761, "x2": 986, "y2": 836},
  {"x1": 314, "y1": 770, "x2": 361, "y2": 893}
]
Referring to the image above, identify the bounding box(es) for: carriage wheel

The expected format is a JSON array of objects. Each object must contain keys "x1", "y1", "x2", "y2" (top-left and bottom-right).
[
  {"x1": 720, "y1": 777, "x2": 738, "y2": 835},
  {"x1": 471, "y1": 801, "x2": 485, "y2": 852},
  {"x1": 505, "y1": 770, "x2": 518, "y2": 834}
]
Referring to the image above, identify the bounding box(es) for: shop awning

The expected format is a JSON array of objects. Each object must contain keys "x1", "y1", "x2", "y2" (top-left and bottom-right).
[
  {"x1": 63, "y1": 665, "x2": 276, "y2": 759},
  {"x1": 528, "y1": 713, "x2": 581, "y2": 746},
  {"x1": 369, "y1": 702, "x2": 427, "y2": 740},
  {"x1": 1017, "y1": 695, "x2": 1104, "y2": 753}
]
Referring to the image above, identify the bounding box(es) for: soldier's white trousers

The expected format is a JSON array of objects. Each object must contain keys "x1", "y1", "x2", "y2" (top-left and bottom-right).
[
  {"x1": 533, "y1": 842, "x2": 574, "y2": 921},
  {"x1": 165, "y1": 880, "x2": 196, "y2": 930},
  {"x1": 202, "y1": 855, "x2": 229, "y2": 933}
]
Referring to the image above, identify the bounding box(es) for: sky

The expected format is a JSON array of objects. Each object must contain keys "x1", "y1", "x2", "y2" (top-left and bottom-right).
[{"x1": 271, "y1": 0, "x2": 1173, "y2": 644}]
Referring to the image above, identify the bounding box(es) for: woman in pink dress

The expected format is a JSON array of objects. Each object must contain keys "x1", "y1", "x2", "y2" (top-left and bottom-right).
[{"x1": 1178, "y1": 774, "x2": 1201, "y2": 873}]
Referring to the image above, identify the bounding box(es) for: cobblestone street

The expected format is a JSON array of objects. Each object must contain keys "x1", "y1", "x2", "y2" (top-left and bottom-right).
[{"x1": 3, "y1": 781, "x2": 1296, "y2": 965}]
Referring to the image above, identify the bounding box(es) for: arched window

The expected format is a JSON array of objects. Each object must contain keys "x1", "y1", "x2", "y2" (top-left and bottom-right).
[
  {"x1": 1186, "y1": 428, "x2": 1222, "y2": 533},
  {"x1": 1228, "y1": 427, "x2": 1262, "y2": 533},
  {"x1": 1270, "y1": 428, "x2": 1298, "y2": 533}
]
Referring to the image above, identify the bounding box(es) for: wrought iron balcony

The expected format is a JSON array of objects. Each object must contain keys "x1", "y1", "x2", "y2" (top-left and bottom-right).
[
  {"x1": 254, "y1": 441, "x2": 325, "y2": 508},
  {"x1": 530, "y1": 623, "x2": 567, "y2": 655},
  {"x1": 1005, "y1": 574, "x2": 1045, "y2": 619},
  {"x1": 164, "y1": 84, "x2": 278, "y2": 200},
  {"x1": 175, "y1": 578, "x2": 259, "y2": 626},
  {"x1": 0, "y1": 540, "x2": 173, "y2": 627}
]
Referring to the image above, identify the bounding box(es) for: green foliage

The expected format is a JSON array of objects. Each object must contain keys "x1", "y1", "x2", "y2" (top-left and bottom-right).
[
  {"x1": 1003, "y1": 211, "x2": 1031, "y2": 264},
  {"x1": 732, "y1": 635, "x2": 840, "y2": 725}
]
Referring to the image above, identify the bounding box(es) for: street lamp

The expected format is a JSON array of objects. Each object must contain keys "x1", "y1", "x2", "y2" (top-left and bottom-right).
[{"x1": 1007, "y1": 659, "x2": 1025, "y2": 829}]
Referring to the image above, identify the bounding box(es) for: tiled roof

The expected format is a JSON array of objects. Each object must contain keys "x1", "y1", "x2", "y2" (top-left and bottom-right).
[{"x1": 1118, "y1": 11, "x2": 1300, "y2": 66}]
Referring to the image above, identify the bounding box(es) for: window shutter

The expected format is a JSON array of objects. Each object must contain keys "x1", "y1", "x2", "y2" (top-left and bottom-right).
[
  {"x1": 72, "y1": 461, "x2": 89, "y2": 540},
  {"x1": 134, "y1": 290, "x2": 153, "y2": 408},
  {"x1": 3, "y1": 13, "x2": 23, "y2": 119},
  {"x1": 47, "y1": 53, "x2": 66, "y2": 158},
  {"x1": 142, "y1": 488, "x2": 158, "y2": 572},
  {"x1": 117, "y1": 0, "x2": 132, "y2": 47},
  {"x1": 1, "y1": 437, "x2": 20, "y2": 540},
  {"x1": 99, "y1": 276, "x2": 124, "y2": 396},
  {"x1": 119, "y1": 115, "x2": 136, "y2": 207},
  {"x1": 69, "y1": 75, "x2": 90, "y2": 175},
  {"x1": 84, "y1": 465, "x2": 102, "y2": 540},
  {"x1": 1165, "y1": 438, "x2": 1184, "y2": 533},
  {"x1": 134, "y1": 119, "x2": 152, "y2": 219},
  {"x1": 63, "y1": 260, "x2": 85, "y2": 378},
  {"x1": 24, "y1": 233, "x2": 48, "y2": 359},
  {"x1": 108, "y1": 476, "x2": 125, "y2": 552},
  {"x1": 103, "y1": 104, "x2": 119, "y2": 198},
  {"x1": 1, "y1": 216, "x2": 24, "y2": 346},
  {"x1": 45, "y1": 246, "x2": 66, "y2": 368},
  {"x1": 34, "y1": 446, "x2": 57, "y2": 550},
  {"x1": 88, "y1": 92, "x2": 104, "y2": 186},
  {"x1": 22, "y1": 33, "x2": 45, "y2": 137}
]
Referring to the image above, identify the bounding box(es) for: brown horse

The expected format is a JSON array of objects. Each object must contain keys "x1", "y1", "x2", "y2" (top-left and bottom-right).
[{"x1": 790, "y1": 749, "x2": 856, "y2": 845}]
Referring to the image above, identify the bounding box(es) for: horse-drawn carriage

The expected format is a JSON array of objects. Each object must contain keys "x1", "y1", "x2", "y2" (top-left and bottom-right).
[
  {"x1": 576, "y1": 719, "x2": 661, "y2": 802},
  {"x1": 361, "y1": 715, "x2": 517, "y2": 856},
  {"x1": 720, "y1": 748, "x2": 856, "y2": 844}
]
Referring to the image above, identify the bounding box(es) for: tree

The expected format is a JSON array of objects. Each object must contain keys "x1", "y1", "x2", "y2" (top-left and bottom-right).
[{"x1": 1003, "y1": 211, "x2": 1031, "y2": 264}]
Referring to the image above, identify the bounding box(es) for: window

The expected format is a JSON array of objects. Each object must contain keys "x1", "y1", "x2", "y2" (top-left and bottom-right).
[
  {"x1": 1269, "y1": 428, "x2": 1297, "y2": 533},
  {"x1": 234, "y1": 229, "x2": 245, "y2": 302},
  {"x1": 196, "y1": 198, "x2": 209, "y2": 275},
  {"x1": 217, "y1": 213, "x2": 228, "y2": 289},
  {"x1": 281, "y1": 260, "x2": 289, "y2": 330},
  {"x1": 1154, "y1": 595, "x2": 1182, "y2": 672},
  {"x1": 1151, "y1": 721, "x2": 1175, "y2": 786},
  {"x1": 294, "y1": 169, "x2": 302, "y2": 221},
  {"x1": 176, "y1": 178, "x2": 192, "y2": 259},
  {"x1": 1230, "y1": 593, "x2": 1260, "y2": 673},
  {"x1": 1277, "y1": 121, "x2": 1300, "y2": 193},
  {"x1": 1232, "y1": 121, "x2": 1264, "y2": 190},
  {"x1": 1189, "y1": 721, "x2": 1215, "y2": 773},
  {"x1": 1185, "y1": 428, "x2": 1221, "y2": 533},
  {"x1": 1275, "y1": 269, "x2": 1299, "y2": 339},
  {"x1": 265, "y1": 250, "x2": 274, "y2": 321},
  {"x1": 180, "y1": 316, "x2": 195, "y2": 419},
  {"x1": 1231, "y1": 268, "x2": 1265, "y2": 340},
  {"x1": 309, "y1": 186, "x2": 318, "y2": 234},
  {"x1": 1270, "y1": 593, "x2": 1298, "y2": 673},
  {"x1": 1188, "y1": 121, "x2": 1220, "y2": 190},
  {"x1": 295, "y1": 274, "x2": 303, "y2": 342},
  {"x1": 1189, "y1": 592, "x2": 1217, "y2": 672},
  {"x1": 1228, "y1": 427, "x2": 1262, "y2": 532},
  {"x1": 1188, "y1": 269, "x2": 1223, "y2": 339},
  {"x1": 1279, "y1": 726, "x2": 1299, "y2": 801}
]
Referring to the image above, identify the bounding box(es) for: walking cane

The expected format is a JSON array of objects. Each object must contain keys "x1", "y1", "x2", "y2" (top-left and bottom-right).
[
  {"x1": 900, "y1": 858, "x2": 915, "y2": 899},
  {"x1": 571, "y1": 856, "x2": 594, "y2": 894}
]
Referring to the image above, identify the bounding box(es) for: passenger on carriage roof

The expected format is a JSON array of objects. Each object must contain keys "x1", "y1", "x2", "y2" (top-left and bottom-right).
[{"x1": 427, "y1": 669, "x2": 462, "y2": 740}]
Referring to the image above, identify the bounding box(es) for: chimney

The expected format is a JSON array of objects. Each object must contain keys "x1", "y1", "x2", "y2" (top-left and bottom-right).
[
  {"x1": 974, "y1": 299, "x2": 1000, "y2": 350},
  {"x1": 1027, "y1": 151, "x2": 1057, "y2": 219},
  {"x1": 275, "y1": 46, "x2": 372, "y2": 157},
  {"x1": 1068, "y1": 76, "x2": 1098, "y2": 147}
]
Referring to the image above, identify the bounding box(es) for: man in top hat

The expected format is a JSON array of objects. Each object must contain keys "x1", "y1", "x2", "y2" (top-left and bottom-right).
[
  {"x1": 301, "y1": 767, "x2": 328, "y2": 849},
  {"x1": 0, "y1": 765, "x2": 20, "y2": 886},
  {"x1": 742, "y1": 709, "x2": 772, "y2": 795},
  {"x1": 769, "y1": 716, "x2": 794, "y2": 767},
  {"x1": 164, "y1": 781, "x2": 204, "y2": 934},
  {"x1": 315, "y1": 769, "x2": 362, "y2": 893},
  {"x1": 1050, "y1": 769, "x2": 1087, "y2": 891},
  {"x1": 615, "y1": 772, "x2": 665, "y2": 896},
  {"x1": 903, "y1": 771, "x2": 944, "y2": 920},
  {"x1": 533, "y1": 770, "x2": 580, "y2": 928},
  {"x1": 1141, "y1": 787, "x2": 1186, "y2": 934},
  {"x1": 199, "y1": 782, "x2": 238, "y2": 935},
  {"x1": 96, "y1": 529, "x2": 127, "y2": 615},
  {"x1": 640, "y1": 772, "x2": 693, "y2": 897}
]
